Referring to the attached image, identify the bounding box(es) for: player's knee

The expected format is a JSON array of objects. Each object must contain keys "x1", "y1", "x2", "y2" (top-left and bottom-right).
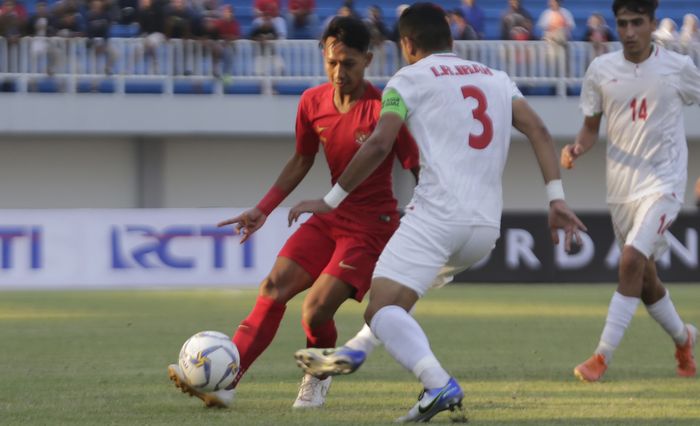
[
  {"x1": 619, "y1": 246, "x2": 646, "y2": 277},
  {"x1": 301, "y1": 297, "x2": 336, "y2": 328},
  {"x1": 258, "y1": 274, "x2": 296, "y2": 304}
]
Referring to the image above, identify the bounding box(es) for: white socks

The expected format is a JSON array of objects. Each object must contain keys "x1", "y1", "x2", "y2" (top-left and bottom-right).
[
  {"x1": 596, "y1": 292, "x2": 640, "y2": 363},
  {"x1": 370, "y1": 305, "x2": 450, "y2": 390},
  {"x1": 645, "y1": 291, "x2": 687, "y2": 346},
  {"x1": 344, "y1": 323, "x2": 382, "y2": 355},
  {"x1": 344, "y1": 305, "x2": 416, "y2": 355}
]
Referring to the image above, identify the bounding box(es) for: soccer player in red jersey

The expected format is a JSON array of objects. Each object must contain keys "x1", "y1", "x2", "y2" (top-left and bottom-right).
[{"x1": 168, "y1": 16, "x2": 419, "y2": 409}]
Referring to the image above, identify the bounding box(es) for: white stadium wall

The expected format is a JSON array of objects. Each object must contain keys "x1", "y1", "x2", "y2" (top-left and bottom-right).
[{"x1": 1, "y1": 96, "x2": 699, "y2": 210}]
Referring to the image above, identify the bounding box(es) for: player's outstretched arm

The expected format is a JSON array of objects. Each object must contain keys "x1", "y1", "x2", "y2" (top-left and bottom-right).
[
  {"x1": 512, "y1": 98, "x2": 587, "y2": 251},
  {"x1": 561, "y1": 114, "x2": 601, "y2": 169},
  {"x1": 288, "y1": 113, "x2": 404, "y2": 225},
  {"x1": 219, "y1": 153, "x2": 315, "y2": 243},
  {"x1": 512, "y1": 97, "x2": 562, "y2": 184}
]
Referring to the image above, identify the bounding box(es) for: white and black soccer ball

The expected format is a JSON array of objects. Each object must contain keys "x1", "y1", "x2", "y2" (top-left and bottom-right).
[{"x1": 178, "y1": 331, "x2": 240, "y2": 392}]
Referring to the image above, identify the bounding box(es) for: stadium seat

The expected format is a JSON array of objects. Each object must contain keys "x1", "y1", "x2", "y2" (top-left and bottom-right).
[
  {"x1": 28, "y1": 78, "x2": 61, "y2": 93},
  {"x1": 77, "y1": 79, "x2": 116, "y2": 93},
  {"x1": 173, "y1": 80, "x2": 216, "y2": 95},
  {"x1": 124, "y1": 80, "x2": 164, "y2": 94},
  {"x1": 273, "y1": 82, "x2": 311, "y2": 95},
  {"x1": 224, "y1": 82, "x2": 263, "y2": 95}
]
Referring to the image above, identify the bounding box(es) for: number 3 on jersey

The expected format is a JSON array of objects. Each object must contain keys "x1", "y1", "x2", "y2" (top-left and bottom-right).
[{"x1": 462, "y1": 85, "x2": 494, "y2": 149}]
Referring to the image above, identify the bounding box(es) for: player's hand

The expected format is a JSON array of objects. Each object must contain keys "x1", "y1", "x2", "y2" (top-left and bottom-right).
[
  {"x1": 288, "y1": 199, "x2": 332, "y2": 226},
  {"x1": 217, "y1": 207, "x2": 267, "y2": 244},
  {"x1": 561, "y1": 144, "x2": 584, "y2": 170},
  {"x1": 548, "y1": 199, "x2": 587, "y2": 252}
]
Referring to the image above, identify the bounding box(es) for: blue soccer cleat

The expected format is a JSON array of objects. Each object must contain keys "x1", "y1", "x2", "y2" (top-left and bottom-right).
[
  {"x1": 397, "y1": 377, "x2": 467, "y2": 423},
  {"x1": 294, "y1": 346, "x2": 366, "y2": 377}
]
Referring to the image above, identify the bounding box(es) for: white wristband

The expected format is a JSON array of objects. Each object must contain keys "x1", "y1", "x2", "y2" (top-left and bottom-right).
[
  {"x1": 323, "y1": 183, "x2": 349, "y2": 209},
  {"x1": 546, "y1": 179, "x2": 565, "y2": 203}
]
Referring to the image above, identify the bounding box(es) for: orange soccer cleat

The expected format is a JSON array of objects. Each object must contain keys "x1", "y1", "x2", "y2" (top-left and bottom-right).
[
  {"x1": 574, "y1": 353, "x2": 608, "y2": 383},
  {"x1": 675, "y1": 324, "x2": 697, "y2": 378}
]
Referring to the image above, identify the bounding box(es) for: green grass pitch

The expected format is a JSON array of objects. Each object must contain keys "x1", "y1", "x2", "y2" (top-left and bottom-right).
[{"x1": 1, "y1": 284, "x2": 698, "y2": 425}]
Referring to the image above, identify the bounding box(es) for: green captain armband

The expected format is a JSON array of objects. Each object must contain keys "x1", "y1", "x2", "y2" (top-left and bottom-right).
[{"x1": 381, "y1": 88, "x2": 408, "y2": 120}]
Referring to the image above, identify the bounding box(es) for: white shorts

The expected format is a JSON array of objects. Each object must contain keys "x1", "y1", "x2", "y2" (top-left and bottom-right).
[
  {"x1": 372, "y1": 210, "x2": 499, "y2": 297},
  {"x1": 609, "y1": 193, "x2": 681, "y2": 259}
]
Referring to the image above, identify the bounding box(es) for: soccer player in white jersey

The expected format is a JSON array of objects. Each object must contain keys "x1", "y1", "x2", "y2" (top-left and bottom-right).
[
  {"x1": 562, "y1": 0, "x2": 699, "y2": 382},
  {"x1": 288, "y1": 3, "x2": 586, "y2": 422}
]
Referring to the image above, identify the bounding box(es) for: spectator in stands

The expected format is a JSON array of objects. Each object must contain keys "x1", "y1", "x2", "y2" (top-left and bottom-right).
[
  {"x1": 390, "y1": 3, "x2": 408, "y2": 43},
  {"x1": 652, "y1": 18, "x2": 678, "y2": 49},
  {"x1": 214, "y1": 4, "x2": 240, "y2": 77},
  {"x1": 54, "y1": 1, "x2": 84, "y2": 38},
  {"x1": 537, "y1": 0, "x2": 575, "y2": 44},
  {"x1": 250, "y1": 4, "x2": 285, "y2": 75},
  {"x1": 287, "y1": 0, "x2": 316, "y2": 39},
  {"x1": 117, "y1": 0, "x2": 138, "y2": 25},
  {"x1": 251, "y1": 3, "x2": 286, "y2": 39},
  {"x1": 460, "y1": 0, "x2": 484, "y2": 39},
  {"x1": 25, "y1": 1, "x2": 59, "y2": 75},
  {"x1": 448, "y1": 9, "x2": 477, "y2": 41},
  {"x1": 253, "y1": 0, "x2": 280, "y2": 18},
  {"x1": 85, "y1": 0, "x2": 114, "y2": 74},
  {"x1": 165, "y1": 0, "x2": 194, "y2": 39},
  {"x1": 137, "y1": 0, "x2": 166, "y2": 73},
  {"x1": 0, "y1": 0, "x2": 28, "y2": 71},
  {"x1": 364, "y1": 5, "x2": 390, "y2": 48},
  {"x1": 500, "y1": 0, "x2": 533, "y2": 41},
  {"x1": 679, "y1": 14, "x2": 699, "y2": 49},
  {"x1": 537, "y1": 0, "x2": 574, "y2": 77},
  {"x1": 582, "y1": 12, "x2": 614, "y2": 57}
]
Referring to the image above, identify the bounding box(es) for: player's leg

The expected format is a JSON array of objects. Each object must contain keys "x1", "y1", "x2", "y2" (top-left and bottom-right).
[
  {"x1": 575, "y1": 199, "x2": 644, "y2": 382},
  {"x1": 291, "y1": 275, "x2": 355, "y2": 408},
  {"x1": 232, "y1": 257, "x2": 314, "y2": 383},
  {"x1": 576, "y1": 194, "x2": 681, "y2": 381},
  {"x1": 231, "y1": 216, "x2": 334, "y2": 387},
  {"x1": 642, "y1": 259, "x2": 697, "y2": 376},
  {"x1": 367, "y1": 222, "x2": 496, "y2": 422}
]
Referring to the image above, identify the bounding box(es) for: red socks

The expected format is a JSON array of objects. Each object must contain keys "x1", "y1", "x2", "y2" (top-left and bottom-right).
[
  {"x1": 303, "y1": 319, "x2": 337, "y2": 349},
  {"x1": 231, "y1": 295, "x2": 286, "y2": 387}
]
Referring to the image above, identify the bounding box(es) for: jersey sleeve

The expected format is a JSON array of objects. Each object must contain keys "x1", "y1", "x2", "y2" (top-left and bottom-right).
[
  {"x1": 679, "y1": 57, "x2": 700, "y2": 106},
  {"x1": 580, "y1": 60, "x2": 603, "y2": 116},
  {"x1": 509, "y1": 78, "x2": 524, "y2": 99},
  {"x1": 295, "y1": 93, "x2": 320, "y2": 155},
  {"x1": 394, "y1": 125, "x2": 420, "y2": 170}
]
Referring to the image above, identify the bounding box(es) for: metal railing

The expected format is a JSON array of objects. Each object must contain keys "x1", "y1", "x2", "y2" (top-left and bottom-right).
[{"x1": 1, "y1": 37, "x2": 698, "y2": 95}]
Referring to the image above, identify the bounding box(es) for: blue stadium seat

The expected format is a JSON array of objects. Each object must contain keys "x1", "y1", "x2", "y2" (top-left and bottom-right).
[
  {"x1": 224, "y1": 82, "x2": 263, "y2": 95},
  {"x1": 173, "y1": 80, "x2": 215, "y2": 95},
  {"x1": 77, "y1": 79, "x2": 116, "y2": 93},
  {"x1": 29, "y1": 78, "x2": 61, "y2": 93},
  {"x1": 273, "y1": 82, "x2": 311, "y2": 95},
  {"x1": 124, "y1": 80, "x2": 164, "y2": 94}
]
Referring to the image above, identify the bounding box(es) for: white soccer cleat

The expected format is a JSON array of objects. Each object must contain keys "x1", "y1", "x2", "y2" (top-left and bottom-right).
[
  {"x1": 292, "y1": 374, "x2": 332, "y2": 408},
  {"x1": 167, "y1": 364, "x2": 235, "y2": 408}
]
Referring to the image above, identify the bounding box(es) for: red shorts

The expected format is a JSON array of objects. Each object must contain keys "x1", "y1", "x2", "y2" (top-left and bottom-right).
[{"x1": 278, "y1": 211, "x2": 398, "y2": 301}]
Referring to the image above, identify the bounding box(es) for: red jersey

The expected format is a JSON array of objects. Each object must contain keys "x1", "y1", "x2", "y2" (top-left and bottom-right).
[{"x1": 295, "y1": 82, "x2": 419, "y2": 229}]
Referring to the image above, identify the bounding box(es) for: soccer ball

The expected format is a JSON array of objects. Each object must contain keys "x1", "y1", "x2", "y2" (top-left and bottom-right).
[{"x1": 178, "y1": 331, "x2": 240, "y2": 392}]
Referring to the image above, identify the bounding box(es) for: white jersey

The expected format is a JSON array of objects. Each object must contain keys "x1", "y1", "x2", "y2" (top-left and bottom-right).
[
  {"x1": 580, "y1": 46, "x2": 700, "y2": 203},
  {"x1": 386, "y1": 53, "x2": 522, "y2": 227}
]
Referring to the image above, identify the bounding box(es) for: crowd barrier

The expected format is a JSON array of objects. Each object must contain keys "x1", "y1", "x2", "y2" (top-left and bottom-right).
[
  {"x1": 0, "y1": 209, "x2": 697, "y2": 290},
  {"x1": 1, "y1": 38, "x2": 698, "y2": 96}
]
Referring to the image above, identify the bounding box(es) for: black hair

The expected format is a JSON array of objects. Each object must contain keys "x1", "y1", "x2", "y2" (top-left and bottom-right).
[
  {"x1": 398, "y1": 2, "x2": 452, "y2": 52},
  {"x1": 612, "y1": 0, "x2": 658, "y2": 19},
  {"x1": 321, "y1": 16, "x2": 371, "y2": 53}
]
